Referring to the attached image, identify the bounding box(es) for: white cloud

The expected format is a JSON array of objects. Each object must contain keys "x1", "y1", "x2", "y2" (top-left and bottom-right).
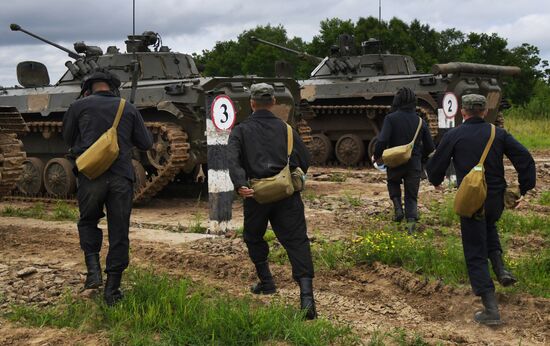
[
  {"x1": 486, "y1": 14, "x2": 550, "y2": 55},
  {"x1": 0, "y1": 0, "x2": 548, "y2": 86}
]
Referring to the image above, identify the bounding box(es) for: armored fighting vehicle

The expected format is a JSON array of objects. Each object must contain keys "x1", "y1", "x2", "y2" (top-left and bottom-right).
[
  {"x1": 0, "y1": 24, "x2": 309, "y2": 203},
  {"x1": 252, "y1": 35, "x2": 520, "y2": 165}
]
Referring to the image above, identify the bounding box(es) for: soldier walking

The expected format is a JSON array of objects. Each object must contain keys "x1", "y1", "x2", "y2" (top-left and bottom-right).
[
  {"x1": 63, "y1": 69, "x2": 153, "y2": 306},
  {"x1": 373, "y1": 87, "x2": 435, "y2": 232},
  {"x1": 426, "y1": 94, "x2": 536, "y2": 325},
  {"x1": 227, "y1": 83, "x2": 317, "y2": 319}
]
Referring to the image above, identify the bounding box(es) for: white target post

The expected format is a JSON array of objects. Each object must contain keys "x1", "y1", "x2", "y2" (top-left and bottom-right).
[
  {"x1": 205, "y1": 93, "x2": 236, "y2": 234},
  {"x1": 438, "y1": 92, "x2": 458, "y2": 129}
]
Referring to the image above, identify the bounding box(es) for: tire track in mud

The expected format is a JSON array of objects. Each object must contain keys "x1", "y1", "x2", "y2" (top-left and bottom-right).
[{"x1": 0, "y1": 223, "x2": 549, "y2": 345}]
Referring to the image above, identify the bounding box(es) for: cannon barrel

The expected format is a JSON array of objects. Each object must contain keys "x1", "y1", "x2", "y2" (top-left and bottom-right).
[
  {"x1": 251, "y1": 36, "x2": 323, "y2": 64},
  {"x1": 432, "y1": 62, "x2": 521, "y2": 77},
  {"x1": 10, "y1": 23, "x2": 81, "y2": 60}
]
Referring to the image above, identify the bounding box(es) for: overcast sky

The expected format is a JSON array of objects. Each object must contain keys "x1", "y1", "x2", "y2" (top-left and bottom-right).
[{"x1": 1, "y1": 0, "x2": 549, "y2": 86}]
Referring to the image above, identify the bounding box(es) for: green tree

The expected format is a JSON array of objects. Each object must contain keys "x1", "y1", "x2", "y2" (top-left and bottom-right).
[
  {"x1": 501, "y1": 43, "x2": 548, "y2": 104},
  {"x1": 436, "y1": 29, "x2": 466, "y2": 63},
  {"x1": 459, "y1": 33, "x2": 509, "y2": 65},
  {"x1": 309, "y1": 18, "x2": 356, "y2": 57},
  {"x1": 195, "y1": 25, "x2": 315, "y2": 79}
]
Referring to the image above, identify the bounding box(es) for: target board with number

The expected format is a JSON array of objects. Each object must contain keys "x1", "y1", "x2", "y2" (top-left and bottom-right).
[
  {"x1": 442, "y1": 92, "x2": 459, "y2": 119},
  {"x1": 211, "y1": 95, "x2": 236, "y2": 130}
]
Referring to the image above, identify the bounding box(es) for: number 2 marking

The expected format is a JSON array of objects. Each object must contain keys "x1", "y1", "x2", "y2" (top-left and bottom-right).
[
  {"x1": 220, "y1": 104, "x2": 228, "y2": 123},
  {"x1": 448, "y1": 100, "x2": 453, "y2": 112}
]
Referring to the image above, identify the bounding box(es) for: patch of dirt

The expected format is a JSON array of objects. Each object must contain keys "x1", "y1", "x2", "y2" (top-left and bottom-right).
[
  {"x1": 0, "y1": 150, "x2": 548, "y2": 345},
  {"x1": 0, "y1": 223, "x2": 549, "y2": 345},
  {"x1": 0, "y1": 319, "x2": 106, "y2": 346},
  {"x1": 506, "y1": 233, "x2": 548, "y2": 258}
]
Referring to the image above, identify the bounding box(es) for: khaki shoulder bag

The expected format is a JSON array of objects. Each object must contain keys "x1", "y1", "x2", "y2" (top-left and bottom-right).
[
  {"x1": 454, "y1": 124, "x2": 496, "y2": 218},
  {"x1": 250, "y1": 124, "x2": 295, "y2": 204},
  {"x1": 382, "y1": 117, "x2": 423, "y2": 168},
  {"x1": 76, "y1": 98, "x2": 126, "y2": 180}
]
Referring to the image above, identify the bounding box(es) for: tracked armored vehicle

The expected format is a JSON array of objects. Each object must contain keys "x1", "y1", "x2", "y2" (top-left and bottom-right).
[
  {"x1": 252, "y1": 35, "x2": 520, "y2": 166},
  {"x1": 0, "y1": 25, "x2": 309, "y2": 203}
]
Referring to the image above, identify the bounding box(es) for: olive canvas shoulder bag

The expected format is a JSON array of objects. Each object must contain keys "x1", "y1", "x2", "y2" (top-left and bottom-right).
[
  {"x1": 250, "y1": 124, "x2": 295, "y2": 204},
  {"x1": 454, "y1": 124, "x2": 496, "y2": 217},
  {"x1": 382, "y1": 117, "x2": 423, "y2": 168}
]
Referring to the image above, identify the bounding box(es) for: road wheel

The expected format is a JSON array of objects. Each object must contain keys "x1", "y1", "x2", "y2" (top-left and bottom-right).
[
  {"x1": 310, "y1": 134, "x2": 333, "y2": 164},
  {"x1": 17, "y1": 157, "x2": 45, "y2": 195},
  {"x1": 44, "y1": 158, "x2": 76, "y2": 197},
  {"x1": 146, "y1": 126, "x2": 171, "y2": 170},
  {"x1": 335, "y1": 134, "x2": 365, "y2": 166}
]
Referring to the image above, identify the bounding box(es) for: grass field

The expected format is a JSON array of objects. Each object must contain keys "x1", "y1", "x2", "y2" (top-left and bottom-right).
[
  {"x1": 504, "y1": 113, "x2": 550, "y2": 150},
  {"x1": 1, "y1": 202, "x2": 79, "y2": 221}
]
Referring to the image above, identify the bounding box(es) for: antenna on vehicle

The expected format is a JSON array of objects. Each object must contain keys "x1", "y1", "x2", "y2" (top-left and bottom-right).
[
  {"x1": 378, "y1": 0, "x2": 382, "y2": 55},
  {"x1": 129, "y1": 0, "x2": 139, "y2": 104},
  {"x1": 133, "y1": 0, "x2": 136, "y2": 37},
  {"x1": 378, "y1": 0, "x2": 381, "y2": 24}
]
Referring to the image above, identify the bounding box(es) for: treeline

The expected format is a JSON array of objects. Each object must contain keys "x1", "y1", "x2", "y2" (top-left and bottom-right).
[{"x1": 194, "y1": 16, "x2": 550, "y2": 106}]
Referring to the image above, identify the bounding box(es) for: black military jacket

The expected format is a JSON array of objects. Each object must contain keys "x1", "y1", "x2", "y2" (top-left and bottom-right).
[
  {"x1": 373, "y1": 109, "x2": 435, "y2": 171},
  {"x1": 62, "y1": 91, "x2": 153, "y2": 181},
  {"x1": 426, "y1": 117, "x2": 536, "y2": 196},
  {"x1": 228, "y1": 109, "x2": 311, "y2": 189}
]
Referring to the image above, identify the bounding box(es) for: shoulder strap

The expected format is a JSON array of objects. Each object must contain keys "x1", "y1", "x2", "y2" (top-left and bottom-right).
[
  {"x1": 286, "y1": 124, "x2": 293, "y2": 157},
  {"x1": 409, "y1": 117, "x2": 423, "y2": 146},
  {"x1": 479, "y1": 124, "x2": 496, "y2": 165},
  {"x1": 112, "y1": 98, "x2": 126, "y2": 129}
]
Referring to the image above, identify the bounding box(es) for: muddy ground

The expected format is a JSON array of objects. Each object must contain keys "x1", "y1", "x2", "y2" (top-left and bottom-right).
[{"x1": 0, "y1": 151, "x2": 549, "y2": 345}]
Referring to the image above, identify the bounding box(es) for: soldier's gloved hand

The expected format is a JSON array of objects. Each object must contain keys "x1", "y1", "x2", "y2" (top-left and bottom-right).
[{"x1": 238, "y1": 186, "x2": 254, "y2": 198}]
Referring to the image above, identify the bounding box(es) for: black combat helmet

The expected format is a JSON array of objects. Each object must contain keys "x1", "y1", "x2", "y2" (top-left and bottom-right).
[
  {"x1": 80, "y1": 68, "x2": 121, "y2": 96},
  {"x1": 391, "y1": 87, "x2": 417, "y2": 111}
]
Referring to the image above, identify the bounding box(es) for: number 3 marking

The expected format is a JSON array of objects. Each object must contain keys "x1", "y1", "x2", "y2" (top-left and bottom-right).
[{"x1": 220, "y1": 104, "x2": 228, "y2": 123}]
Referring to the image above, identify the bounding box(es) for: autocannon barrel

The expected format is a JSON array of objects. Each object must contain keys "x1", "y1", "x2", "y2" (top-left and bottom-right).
[
  {"x1": 10, "y1": 23, "x2": 81, "y2": 60},
  {"x1": 251, "y1": 36, "x2": 323, "y2": 64},
  {"x1": 432, "y1": 62, "x2": 521, "y2": 77}
]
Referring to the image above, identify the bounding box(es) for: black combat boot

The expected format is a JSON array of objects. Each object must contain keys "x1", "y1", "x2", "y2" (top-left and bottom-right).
[
  {"x1": 406, "y1": 218, "x2": 417, "y2": 235},
  {"x1": 250, "y1": 261, "x2": 276, "y2": 295},
  {"x1": 298, "y1": 277, "x2": 317, "y2": 320},
  {"x1": 84, "y1": 253, "x2": 102, "y2": 289},
  {"x1": 489, "y1": 251, "x2": 517, "y2": 287},
  {"x1": 104, "y1": 273, "x2": 124, "y2": 306},
  {"x1": 392, "y1": 198, "x2": 404, "y2": 222},
  {"x1": 474, "y1": 291, "x2": 502, "y2": 326}
]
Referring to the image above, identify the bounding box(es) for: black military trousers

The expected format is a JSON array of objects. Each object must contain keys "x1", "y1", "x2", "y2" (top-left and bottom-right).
[
  {"x1": 77, "y1": 172, "x2": 133, "y2": 274},
  {"x1": 460, "y1": 191, "x2": 505, "y2": 296},
  {"x1": 386, "y1": 166, "x2": 421, "y2": 220},
  {"x1": 243, "y1": 192, "x2": 314, "y2": 280}
]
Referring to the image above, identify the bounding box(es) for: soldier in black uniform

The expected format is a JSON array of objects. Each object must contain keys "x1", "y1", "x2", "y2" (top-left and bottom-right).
[
  {"x1": 373, "y1": 87, "x2": 435, "y2": 232},
  {"x1": 63, "y1": 69, "x2": 153, "y2": 306},
  {"x1": 227, "y1": 83, "x2": 316, "y2": 319},
  {"x1": 426, "y1": 94, "x2": 536, "y2": 325}
]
